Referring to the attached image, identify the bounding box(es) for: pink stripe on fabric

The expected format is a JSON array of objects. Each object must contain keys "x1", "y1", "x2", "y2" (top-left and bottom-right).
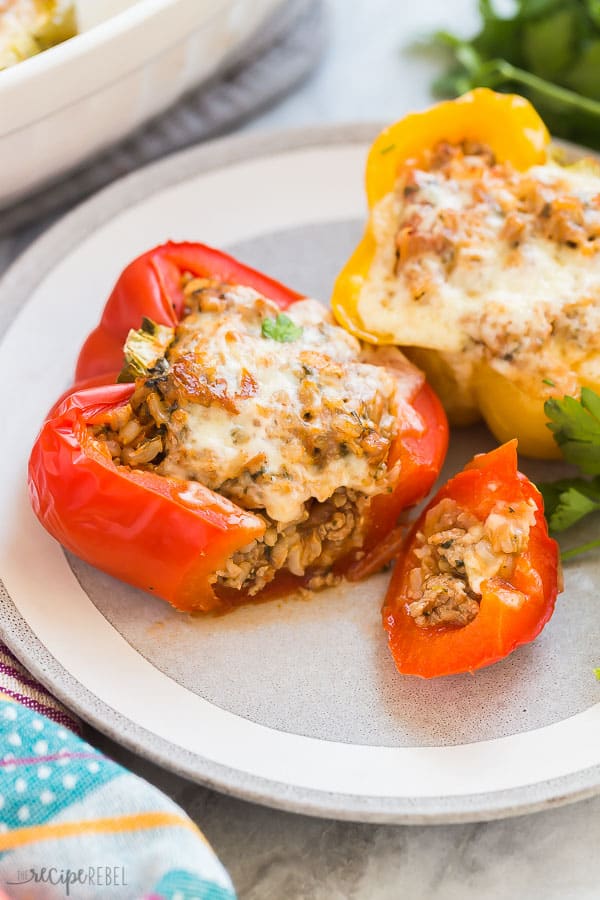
[
  {"x1": 0, "y1": 644, "x2": 21, "y2": 665},
  {"x1": 0, "y1": 682, "x2": 79, "y2": 731},
  {"x1": 0, "y1": 751, "x2": 102, "y2": 768},
  {"x1": 0, "y1": 660, "x2": 59, "y2": 696},
  {"x1": 0, "y1": 642, "x2": 80, "y2": 732},
  {"x1": 0, "y1": 686, "x2": 82, "y2": 733}
]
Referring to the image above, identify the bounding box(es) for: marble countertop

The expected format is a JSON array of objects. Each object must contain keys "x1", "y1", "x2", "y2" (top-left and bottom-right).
[
  {"x1": 100, "y1": 734, "x2": 600, "y2": 899},
  {"x1": 9, "y1": 0, "x2": 600, "y2": 895}
]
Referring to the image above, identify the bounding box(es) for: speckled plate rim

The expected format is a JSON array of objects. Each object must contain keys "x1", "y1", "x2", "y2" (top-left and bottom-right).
[{"x1": 1, "y1": 124, "x2": 599, "y2": 825}]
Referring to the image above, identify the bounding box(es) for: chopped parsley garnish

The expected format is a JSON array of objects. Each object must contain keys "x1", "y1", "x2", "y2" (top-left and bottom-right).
[
  {"x1": 261, "y1": 313, "x2": 303, "y2": 343},
  {"x1": 540, "y1": 479, "x2": 600, "y2": 533},
  {"x1": 539, "y1": 388, "x2": 600, "y2": 559},
  {"x1": 545, "y1": 388, "x2": 600, "y2": 475}
]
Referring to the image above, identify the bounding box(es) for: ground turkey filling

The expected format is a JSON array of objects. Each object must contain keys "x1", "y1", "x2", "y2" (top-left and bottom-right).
[
  {"x1": 90, "y1": 278, "x2": 405, "y2": 597},
  {"x1": 359, "y1": 139, "x2": 600, "y2": 400},
  {"x1": 406, "y1": 496, "x2": 537, "y2": 628}
]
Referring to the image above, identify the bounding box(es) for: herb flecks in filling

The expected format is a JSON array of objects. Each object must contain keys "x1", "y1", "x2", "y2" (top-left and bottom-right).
[
  {"x1": 407, "y1": 497, "x2": 536, "y2": 628},
  {"x1": 91, "y1": 279, "x2": 404, "y2": 596}
]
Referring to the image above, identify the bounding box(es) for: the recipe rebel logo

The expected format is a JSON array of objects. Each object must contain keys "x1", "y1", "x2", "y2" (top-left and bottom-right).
[{"x1": 5, "y1": 865, "x2": 128, "y2": 895}]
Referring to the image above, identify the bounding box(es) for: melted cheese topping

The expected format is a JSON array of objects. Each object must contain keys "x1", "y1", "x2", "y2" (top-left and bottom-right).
[
  {"x1": 157, "y1": 286, "x2": 403, "y2": 524},
  {"x1": 408, "y1": 496, "x2": 536, "y2": 628},
  {"x1": 357, "y1": 144, "x2": 600, "y2": 382}
]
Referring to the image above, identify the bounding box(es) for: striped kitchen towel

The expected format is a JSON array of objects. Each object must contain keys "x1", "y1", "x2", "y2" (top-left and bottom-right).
[
  {"x1": 0, "y1": 645, "x2": 81, "y2": 737},
  {"x1": 0, "y1": 646, "x2": 235, "y2": 899}
]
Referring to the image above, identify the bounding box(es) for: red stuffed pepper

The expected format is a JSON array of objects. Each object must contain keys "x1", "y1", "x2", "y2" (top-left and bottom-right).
[
  {"x1": 383, "y1": 441, "x2": 561, "y2": 677},
  {"x1": 29, "y1": 243, "x2": 448, "y2": 613}
]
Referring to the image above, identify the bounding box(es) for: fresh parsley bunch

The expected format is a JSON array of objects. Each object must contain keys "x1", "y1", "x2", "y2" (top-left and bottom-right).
[
  {"x1": 433, "y1": 0, "x2": 600, "y2": 147},
  {"x1": 540, "y1": 387, "x2": 600, "y2": 559}
]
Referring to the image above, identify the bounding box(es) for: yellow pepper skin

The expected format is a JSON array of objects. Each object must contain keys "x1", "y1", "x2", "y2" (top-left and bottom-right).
[
  {"x1": 475, "y1": 366, "x2": 563, "y2": 459},
  {"x1": 475, "y1": 363, "x2": 600, "y2": 459},
  {"x1": 403, "y1": 347, "x2": 480, "y2": 427},
  {"x1": 332, "y1": 89, "x2": 550, "y2": 343},
  {"x1": 331, "y1": 89, "x2": 595, "y2": 460},
  {"x1": 365, "y1": 89, "x2": 550, "y2": 207}
]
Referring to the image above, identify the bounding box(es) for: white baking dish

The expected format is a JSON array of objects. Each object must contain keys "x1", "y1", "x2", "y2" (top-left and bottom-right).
[{"x1": 0, "y1": 0, "x2": 284, "y2": 208}]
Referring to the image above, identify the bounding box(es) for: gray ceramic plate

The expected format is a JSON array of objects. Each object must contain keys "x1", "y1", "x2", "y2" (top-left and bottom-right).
[{"x1": 1, "y1": 125, "x2": 599, "y2": 824}]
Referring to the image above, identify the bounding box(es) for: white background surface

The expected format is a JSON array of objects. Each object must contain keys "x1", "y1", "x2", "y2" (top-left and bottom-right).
[
  {"x1": 7, "y1": 0, "x2": 600, "y2": 897},
  {"x1": 109, "y1": 1, "x2": 600, "y2": 896}
]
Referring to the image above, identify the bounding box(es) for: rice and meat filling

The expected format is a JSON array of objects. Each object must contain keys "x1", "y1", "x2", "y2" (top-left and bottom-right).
[
  {"x1": 91, "y1": 279, "x2": 402, "y2": 596},
  {"x1": 406, "y1": 496, "x2": 537, "y2": 628},
  {"x1": 361, "y1": 139, "x2": 600, "y2": 392}
]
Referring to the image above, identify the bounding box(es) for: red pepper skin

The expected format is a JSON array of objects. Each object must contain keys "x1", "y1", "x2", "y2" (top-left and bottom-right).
[
  {"x1": 349, "y1": 383, "x2": 449, "y2": 580},
  {"x1": 28, "y1": 384, "x2": 265, "y2": 613},
  {"x1": 75, "y1": 242, "x2": 303, "y2": 383},
  {"x1": 383, "y1": 441, "x2": 560, "y2": 678},
  {"x1": 383, "y1": 381, "x2": 449, "y2": 522},
  {"x1": 31, "y1": 380, "x2": 448, "y2": 611}
]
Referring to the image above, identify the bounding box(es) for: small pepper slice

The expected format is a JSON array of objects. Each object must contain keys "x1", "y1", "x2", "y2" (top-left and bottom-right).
[
  {"x1": 28, "y1": 383, "x2": 265, "y2": 613},
  {"x1": 383, "y1": 441, "x2": 561, "y2": 678}
]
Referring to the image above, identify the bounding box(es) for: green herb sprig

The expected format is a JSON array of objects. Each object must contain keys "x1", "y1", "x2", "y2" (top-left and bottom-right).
[
  {"x1": 539, "y1": 387, "x2": 600, "y2": 559},
  {"x1": 430, "y1": 0, "x2": 600, "y2": 148},
  {"x1": 261, "y1": 314, "x2": 303, "y2": 343}
]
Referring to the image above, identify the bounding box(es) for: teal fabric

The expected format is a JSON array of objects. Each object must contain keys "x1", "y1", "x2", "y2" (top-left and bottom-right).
[
  {"x1": 0, "y1": 702, "x2": 119, "y2": 836},
  {"x1": 0, "y1": 699, "x2": 236, "y2": 899},
  {"x1": 152, "y1": 870, "x2": 237, "y2": 900}
]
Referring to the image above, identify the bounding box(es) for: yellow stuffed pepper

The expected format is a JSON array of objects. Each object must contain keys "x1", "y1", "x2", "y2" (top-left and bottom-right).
[{"x1": 332, "y1": 88, "x2": 600, "y2": 459}]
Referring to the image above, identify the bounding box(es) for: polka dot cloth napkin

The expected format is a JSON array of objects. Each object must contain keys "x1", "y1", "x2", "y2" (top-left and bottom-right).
[{"x1": 0, "y1": 646, "x2": 235, "y2": 899}]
